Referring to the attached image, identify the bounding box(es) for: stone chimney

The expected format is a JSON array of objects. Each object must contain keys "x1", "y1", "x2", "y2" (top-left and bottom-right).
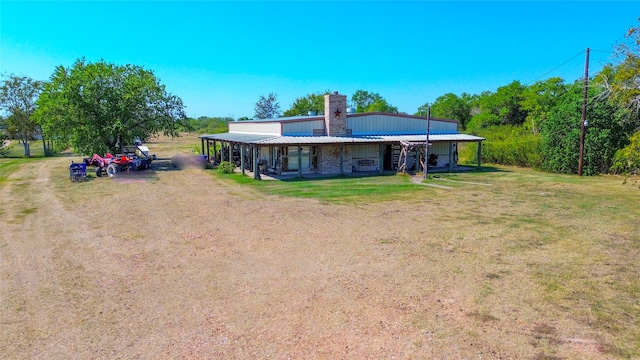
[{"x1": 324, "y1": 91, "x2": 347, "y2": 136}]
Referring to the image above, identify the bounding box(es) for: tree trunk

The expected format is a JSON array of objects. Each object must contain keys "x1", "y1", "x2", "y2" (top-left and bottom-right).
[
  {"x1": 23, "y1": 141, "x2": 30, "y2": 157},
  {"x1": 40, "y1": 126, "x2": 47, "y2": 156}
]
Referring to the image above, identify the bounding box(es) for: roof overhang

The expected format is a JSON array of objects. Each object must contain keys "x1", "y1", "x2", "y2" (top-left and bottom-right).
[{"x1": 200, "y1": 133, "x2": 485, "y2": 145}]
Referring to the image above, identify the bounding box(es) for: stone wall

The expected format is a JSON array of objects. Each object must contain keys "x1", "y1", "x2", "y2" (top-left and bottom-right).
[
  {"x1": 318, "y1": 144, "x2": 352, "y2": 175},
  {"x1": 324, "y1": 92, "x2": 347, "y2": 136}
]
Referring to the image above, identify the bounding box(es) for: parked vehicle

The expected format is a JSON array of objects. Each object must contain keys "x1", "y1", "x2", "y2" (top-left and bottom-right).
[{"x1": 83, "y1": 145, "x2": 156, "y2": 178}]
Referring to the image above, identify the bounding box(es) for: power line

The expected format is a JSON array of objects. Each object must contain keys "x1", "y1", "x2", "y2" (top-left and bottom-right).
[{"x1": 527, "y1": 50, "x2": 585, "y2": 85}]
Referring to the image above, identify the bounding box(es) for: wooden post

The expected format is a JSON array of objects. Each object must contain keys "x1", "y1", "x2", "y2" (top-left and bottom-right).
[
  {"x1": 253, "y1": 146, "x2": 260, "y2": 180},
  {"x1": 206, "y1": 140, "x2": 210, "y2": 163},
  {"x1": 477, "y1": 142, "x2": 482, "y2": 168},
  {"x1": 448, "y1": 143, "x2": 454, "y2": 172},
  {"x1": 423, "y1": 107, "x2": 431, "y2": 179},
  {"x1": 201, "y1": 138, "x2": 205, "y2": 156},
  {"x1": 240, "y1": 144, "x2": 245, "y2": 175},
  {"x1": 579, "y1": 48, "x2": 590, "y2": 176},
  {"x1": 297, "y1": 146, "x2": 302, "y2": 177},
  {"x1": 379, "y1": 144, "x2": 384, "y2": 173}
]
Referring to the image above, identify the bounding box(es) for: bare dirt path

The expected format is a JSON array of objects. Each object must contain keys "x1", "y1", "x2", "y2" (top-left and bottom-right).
[{"x1": 1, "y1": 146, "x2": 623, "y2": 358}]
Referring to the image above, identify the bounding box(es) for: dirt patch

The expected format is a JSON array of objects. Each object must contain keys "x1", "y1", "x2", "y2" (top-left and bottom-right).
[{"x1": 1, "y1": 135, "x2": 638, "y2": 358}]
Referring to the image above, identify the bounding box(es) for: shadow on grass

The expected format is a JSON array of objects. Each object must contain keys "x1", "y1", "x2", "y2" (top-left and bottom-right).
[{"x1": 279, "y1": 172, "x2": 399, "y2": 183}]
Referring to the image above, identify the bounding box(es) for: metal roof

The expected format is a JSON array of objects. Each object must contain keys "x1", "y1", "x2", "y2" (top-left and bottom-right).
[
  {"x1": 200, "y1": 133, "x2": 484, "y2": 145},
  {"x1": 199, "y1": 133, "x2": 278, "y2": 142},
  {"x1": 235, "y1": 112, "x2": 460, "y2": 124}
]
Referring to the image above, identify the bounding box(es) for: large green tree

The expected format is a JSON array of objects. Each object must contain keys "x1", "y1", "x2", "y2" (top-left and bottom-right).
[
  {"x1": 35, "y1": 59, "x2": 186, "y2": 155},
  {"x1": 520, "y1": 77, "x2": 568, "y2": 134},
  {"x1": 254, "y1": 93, "x2": 280, "y2": 119},
  {"x1": 0, "y1": 74, "x2": 43, "y2": 157},
  {"x1": 351, "y1": 90, "x2": 398, "y2": 113},
  {"x1": 427, "y1": 92, "x2": 473, "y2": 129},
  {"x1": 468, "y1": 81, "x2": 528, "y2": 130},
  {"x1": 282, "y1": 91, "x2": 329, "y2": 117}
]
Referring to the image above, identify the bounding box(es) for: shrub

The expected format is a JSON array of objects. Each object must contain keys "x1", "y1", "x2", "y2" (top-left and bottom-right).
[
  {"x1": 611, "y1": 130, "x2": 640, "y2": 174},
  {"x1": 217, "y1": 161, "x2": 236, "y2": 174},
  {"x1": 460, "y1": 125, "x2": 542, "y2": 168}
]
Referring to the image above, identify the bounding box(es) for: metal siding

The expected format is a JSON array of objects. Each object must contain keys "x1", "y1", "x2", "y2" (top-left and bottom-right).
[
  {"x1": 229, "y1": 122, "x2": 281, "y2": 135},
  {"x1": 282, "y1": 120, "x2": 324, "y2": 136},
  {"x1": 348, "y1": 114, "x2": 456, "y2": 135},
  {"x1": 429, "y1": 121, "x2": 457, "y2": 133},
  {"x1": 352, "y1": 144, "x2": 379, "y2": 158},
  {"x1": 429, "y1": 143, "x2": 448, "y2": 156}
]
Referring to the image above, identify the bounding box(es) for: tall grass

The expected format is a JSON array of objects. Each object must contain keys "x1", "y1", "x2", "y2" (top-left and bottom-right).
[{"x1": 460, "y1": 125, "x2": 541, "y2": 168}]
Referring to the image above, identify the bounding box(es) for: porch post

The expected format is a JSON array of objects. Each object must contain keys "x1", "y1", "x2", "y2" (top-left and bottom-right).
[
  {"x1": 379, "y1": 144, "x2": 384, "y2": 174},
  {"x1": 477, "y1": 141, "x2": 482, "y2": 168},
  {"x1": 213, "y1": 141, "x2": 217, "y2": 163},
  {"x1": 297, "y1": 146, "x2": 302, "y2": 178},
  {"x1": 201, "y1": 137, "x2": 205, "y2": 156},
  {"x1": 253, "y1": 146, "x2": 260, "y2": 180},
  {"x1": 240, "y1": 144, "x2": 245, "y2": 175},
  {"x1": 340, "y1": 144, "x2": 344, "y2": 175},
  {"x1": 448, "y1": 142, "x2": 454, "y2": 172}
]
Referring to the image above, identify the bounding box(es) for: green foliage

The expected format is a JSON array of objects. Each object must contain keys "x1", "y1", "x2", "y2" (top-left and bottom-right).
[
  {"x1": 254, "y1": 93, "x2": 280, "y2": 119},
  {"x1": 470, "y1": 81, "x2": 528, "y2": 131},
  {"x1": 462, "y1": 125, "x2": 542, "y2": 168},
  {"x1": 541, "y1": 83, "x2": 625, "y2": 175},
  {"x1": 422, "y1": 93, "x2": 473, "y2": 130},
  {"x1": 604, "y1": 21, "x2": 640, "y2": 129},
  {"x1": 520, "y1": 77, "x2": 568, "y2": 134},
  {"x1": 184, "y1": 116, "x2": 231, "y2": 134},
  {"x1": 0, "y1": 74, "x2": 43, "y2": 157},
  {"x1": 351, "y1": 90, "x2": 398, "y2": 113},
  {"x1": 0, "y1": 134, "x2": 9, "y2": 157},
  {"x1": 282, "y1": 91, "x2": 329, "y2": 117},
  {"x1": 466, "y1": 112, "x2": 503, "y2": 132},
  {"x1": 611, "y1": 130, "x2": 640, "y2": 174},
  {"x1": 35, "y1": 58, "x2": 186, "y2": 156},
  {"x1": 217, "y1": 161, "x2": 236, "y2": 174}
]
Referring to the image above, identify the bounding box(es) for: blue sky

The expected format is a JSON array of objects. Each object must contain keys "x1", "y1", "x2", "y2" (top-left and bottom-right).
[{"x1": 1, "y1": 1, "x2": 637, "y2": 119}]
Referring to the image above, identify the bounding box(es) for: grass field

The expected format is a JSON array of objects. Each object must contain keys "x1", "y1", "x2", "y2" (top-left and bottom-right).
[{"x1": 1, "y1": 133, "x2": 639, "y2": 359}]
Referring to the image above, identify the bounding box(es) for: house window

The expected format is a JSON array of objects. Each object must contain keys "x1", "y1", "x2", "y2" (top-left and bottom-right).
[{"x1": 288, "y1": 146, "x2": 310, "y2": 170}]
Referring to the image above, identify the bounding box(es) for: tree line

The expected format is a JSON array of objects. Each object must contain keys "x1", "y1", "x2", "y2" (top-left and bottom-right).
[{"x1": 1, "y1": 22, "x2": 639, "y2": 176}]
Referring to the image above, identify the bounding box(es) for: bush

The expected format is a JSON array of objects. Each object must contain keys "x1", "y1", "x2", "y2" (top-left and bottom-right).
[
  {"x1": 0, "y1": 134, "x2": 9, "y2": 157},
  {"x1": 217, "y1": 161, "x2": 236, "y2": 174},
  {"x1": 460, "y1": 125, "x2": 542, "y2": 168},
  {"x1": 540, "y1": 91, "x2": 626, "y2": 175},
  {"x1": 611, "y1": 130, "x2": 640, "y2": 174}
]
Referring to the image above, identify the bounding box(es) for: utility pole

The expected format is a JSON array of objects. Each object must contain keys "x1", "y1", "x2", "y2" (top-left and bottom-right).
[
  {"x1": 578, "y1": 47, "x2": 590, "y2": 176},
  {"x1": 423, "y1": 107, "x2": 431, "y2": 179}
]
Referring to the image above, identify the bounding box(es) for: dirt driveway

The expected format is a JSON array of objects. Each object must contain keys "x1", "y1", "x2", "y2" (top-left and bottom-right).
[{"x1": 1, "y1": 140, "x2": 628, "y2": 358}]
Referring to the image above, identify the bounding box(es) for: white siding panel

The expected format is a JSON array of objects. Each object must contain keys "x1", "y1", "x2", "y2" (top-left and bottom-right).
[
  {"x1": 282, "y1": 120, "x2": 325, "y2": 136},
  {"x1": 229, "y1": 122, "x2": 281, "y2": 135}
]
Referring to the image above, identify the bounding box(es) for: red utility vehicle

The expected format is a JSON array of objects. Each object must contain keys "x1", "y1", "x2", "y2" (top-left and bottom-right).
[{"x1": 84, "y1": 145, "x2": 155, "y2": 178}]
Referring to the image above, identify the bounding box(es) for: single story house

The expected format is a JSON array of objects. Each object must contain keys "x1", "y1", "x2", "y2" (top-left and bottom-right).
[{"x1": 199, "y1": 92, "x2": 485, "y2": 179}]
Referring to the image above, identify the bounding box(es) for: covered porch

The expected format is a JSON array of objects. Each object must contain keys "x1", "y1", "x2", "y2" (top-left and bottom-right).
[{"x1": 199, "y1": 133, "x2": 485, "y2": 180}]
